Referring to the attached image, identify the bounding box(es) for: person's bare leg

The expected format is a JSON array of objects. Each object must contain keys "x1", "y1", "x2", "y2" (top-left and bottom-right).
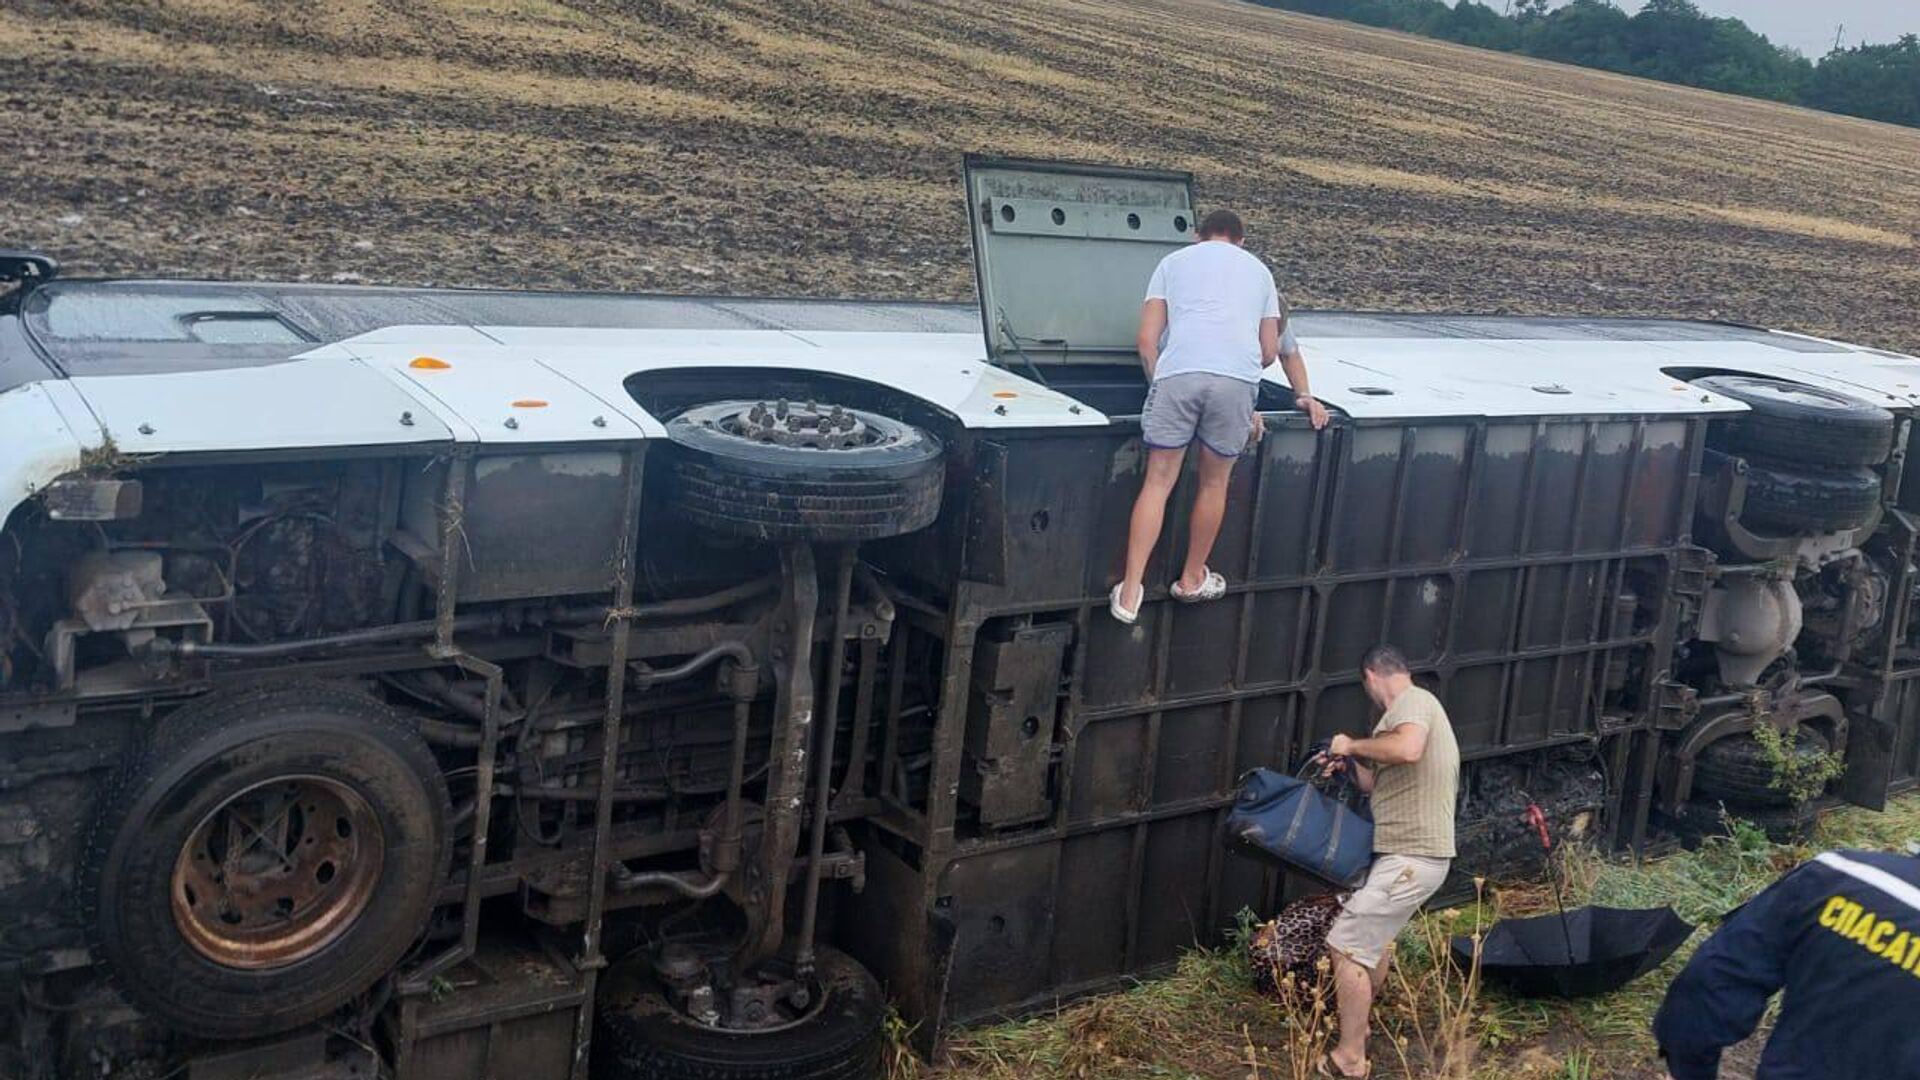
[
  {"x1": 1330, "y1": 951, "x2": 1374, "y2": 1076},
  {"x1": 1120, "y1": 447, "x2": 1187, "y2": 612},
  {"x1": 1177, "y1": 447, "x2": 1236, "y2": 593}
]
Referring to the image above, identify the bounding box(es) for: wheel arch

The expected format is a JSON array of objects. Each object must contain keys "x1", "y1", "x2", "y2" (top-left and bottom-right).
[
  {"x1": 1659, "y1": 692, "x2": 1847, "y2": 810},
  {"x1": 625, "y1": 366, "x2": 967, "y2": 437},
  {"x1": 0, "y1": 380, "x2": 102, "y2": 541}
]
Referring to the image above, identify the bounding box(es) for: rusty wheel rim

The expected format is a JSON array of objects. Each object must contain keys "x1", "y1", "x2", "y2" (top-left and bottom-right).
[{"x1": 170, "y1": 775, "x2": 383, "y2": 969}]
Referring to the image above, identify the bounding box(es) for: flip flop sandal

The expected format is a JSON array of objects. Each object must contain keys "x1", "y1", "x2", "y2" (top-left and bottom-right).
[
  {"x1": 1316, "y1": 1053, "x2": 1371, "y2": 1079},
  {"x1": 1170, "y1": 569, "x2": 1226, "y2": 603},
  {"x1": 1109, "y1": 582, "x2": 1141, "y2": 625}
]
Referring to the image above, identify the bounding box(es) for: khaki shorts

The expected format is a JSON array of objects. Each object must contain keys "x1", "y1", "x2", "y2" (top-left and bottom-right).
[{"x1": 1324, "y1": 853, "x2": 1451, "y2": 970}]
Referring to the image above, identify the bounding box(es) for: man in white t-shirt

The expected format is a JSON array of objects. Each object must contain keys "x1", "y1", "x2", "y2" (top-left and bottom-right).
[{"x1": 1110, "y1": 209, "x2": 1328, "y2": 624}]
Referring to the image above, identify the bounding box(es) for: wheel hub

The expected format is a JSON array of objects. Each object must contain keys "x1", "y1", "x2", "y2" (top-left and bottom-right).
[
  {"x1": 719, "y1": 400, "x2": 879, "y2": 450},
  {"x1": 170, "y1": 776, "x2": 384, "y2": 969},
  {"x1": 650, "y1": 945, "x2": 825, "y2": 1033}
]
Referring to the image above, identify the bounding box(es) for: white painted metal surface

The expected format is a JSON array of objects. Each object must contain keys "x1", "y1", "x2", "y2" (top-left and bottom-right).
[
  {"x1": 379, "y1": 321, "x2": 1920, "y2": 427},
  {"x1": 37, "y1": 379, "x2": 107, "y2": 449},
  {"x1": 1762, "y1": 349, "x2": 1920, "y2": 409},
  {"x1": 0, "y1": 383, "x2": 93, "y2": 530},
  {"x1": 1291, "y1": 335, "x2": 1920, "y2": 419},
  {"x1": 358, "y1": 326, "x2": 1109, "y2": 435},
  {"x1": 1297, "y1": 338, "x2": 1751, "y2": 418},
  {"x1": 6, "y1": 317, "x2": 1918, "y2": 499},
  {"x1": 352, "y1": 344, "x2": 647, "y2": 444},
  {"x1": 68, "y1": 358, "x2": 456, "y2": 455}
]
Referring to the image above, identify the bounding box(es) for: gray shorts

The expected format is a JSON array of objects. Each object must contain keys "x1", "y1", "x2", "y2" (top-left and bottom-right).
[{"x1": 1141, "y1": 372, "x2": 1259, "y2": 458}]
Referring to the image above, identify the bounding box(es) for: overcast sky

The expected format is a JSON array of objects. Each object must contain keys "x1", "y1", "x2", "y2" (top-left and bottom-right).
[{"x1": 1612, "y1": 0, "x2": 1915, "y2": 57}]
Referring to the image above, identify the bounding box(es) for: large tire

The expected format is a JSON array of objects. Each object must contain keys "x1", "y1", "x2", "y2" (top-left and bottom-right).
[
  {"x1": 1660, "y1": 797, "x2": 1819, "y2": 847},
  {"x1": 594, "y1": 946, "x2": 885, "y2": 1080},
  {"x1": 81, "y1": 683, "x2": 450, "y2": 1039},
  {"x1": 1739, "y1": 460, "x2": 1881, "y2": 534},
  {"x1": 1692, "y1": 728, "x2": 1831, "y2": 807},
  {"x1": 665, "y1": 400, "x2": 943, "y2": 543},
  {"x1": 1695, "y1": 375, "x2": 1894, "y2": 467}
]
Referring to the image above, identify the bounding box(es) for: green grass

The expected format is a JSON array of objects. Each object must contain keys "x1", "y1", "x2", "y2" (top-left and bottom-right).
[
  {"x1": 928, "y1": 794, "x2": 1920, "y2": 1080},
  {"x1": 936, "y1": 948, "x2": 1256, "y2": 1080},
  {"x1": 1414, "y1": 795, "x2": 1920, "y2": 1077}
]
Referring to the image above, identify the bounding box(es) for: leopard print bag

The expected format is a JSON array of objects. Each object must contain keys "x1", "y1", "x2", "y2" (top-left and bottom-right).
[{"x1": 1247, "y1": 892, "x2": 1344, "y2": 998}]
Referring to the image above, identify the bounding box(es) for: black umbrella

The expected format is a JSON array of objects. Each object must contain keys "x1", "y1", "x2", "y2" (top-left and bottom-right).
[
  {"x1": 1450, "y1": 801, "x2": 1695, "y2": 998},
  {"x1": 1452, "y1": 904, "x2": 1695, "y2": 998}
]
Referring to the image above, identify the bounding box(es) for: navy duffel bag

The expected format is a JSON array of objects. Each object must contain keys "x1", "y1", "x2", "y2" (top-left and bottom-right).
[{"x1": 1223, "y1": 765, "x2": 1374, "y2": 889}]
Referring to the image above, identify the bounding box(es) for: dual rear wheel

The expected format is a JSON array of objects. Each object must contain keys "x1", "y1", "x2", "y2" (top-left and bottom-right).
[{"x1": 1695, "y1": 375, "x2": 1894, "y2": 535}]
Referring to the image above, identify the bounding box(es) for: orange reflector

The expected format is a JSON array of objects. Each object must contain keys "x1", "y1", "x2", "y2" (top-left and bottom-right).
[
  {"x1": 991, "y1": 390, "x2": 1020, "y2": 399},
  {"x1": 511, "y1": 399, "x2": 549, "y2": 409},
  {"x1": 410, "y1": 357, "x2": 451, "y2": 370}
]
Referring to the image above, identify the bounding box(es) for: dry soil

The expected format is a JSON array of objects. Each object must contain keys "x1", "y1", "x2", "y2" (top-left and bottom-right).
[{"x1": 3, "y1": 0, "x2": 1919, "y2": 352}]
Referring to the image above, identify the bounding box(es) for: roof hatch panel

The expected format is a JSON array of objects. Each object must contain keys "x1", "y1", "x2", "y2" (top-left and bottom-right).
[{"x1": 964, "y1": 155, "x2": 1196, "y2": 366}]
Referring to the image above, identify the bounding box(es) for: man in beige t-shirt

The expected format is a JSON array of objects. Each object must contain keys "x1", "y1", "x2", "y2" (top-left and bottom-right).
[{"x1": 1318, "y1": 644, "x2": 1460, "y2": 1078}]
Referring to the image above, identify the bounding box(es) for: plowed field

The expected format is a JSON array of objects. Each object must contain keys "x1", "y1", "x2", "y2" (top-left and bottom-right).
[{"x1": 3, "y1": 0, "x2": 1919, "y2": 352}]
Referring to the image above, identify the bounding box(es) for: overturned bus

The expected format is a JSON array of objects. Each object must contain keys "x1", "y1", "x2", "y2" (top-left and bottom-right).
[{"x1": 1, "y1": 158, "x2": 1917, "y2": 1079}]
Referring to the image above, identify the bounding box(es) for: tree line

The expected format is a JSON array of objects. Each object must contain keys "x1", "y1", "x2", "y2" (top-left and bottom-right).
[{"x1": 1251, "y1": 0, "x2": 1919, "y2": 128}]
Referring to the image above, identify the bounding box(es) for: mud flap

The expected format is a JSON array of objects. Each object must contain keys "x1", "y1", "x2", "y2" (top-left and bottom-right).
[
  {"x1": 1837, "y1": 703, "x2": 1895, "y2": 811},
  {"x1": 918, "y1": 905, "x2": 959, "y2": 1059},
  {"x1": 962, "y1": 440, "x2": 1011, "y2": 586},
  {"x1": 835, "y1": 838, "x2": 958, "y2": 1058}
]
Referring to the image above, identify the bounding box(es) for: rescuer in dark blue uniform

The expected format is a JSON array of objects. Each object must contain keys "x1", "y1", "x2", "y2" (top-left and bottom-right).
[{"x1": 1652, "y1": 847, "x2": 1920, "y2": 1079}]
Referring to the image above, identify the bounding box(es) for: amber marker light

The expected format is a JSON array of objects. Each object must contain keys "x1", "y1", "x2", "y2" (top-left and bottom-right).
[{"x1": 410, "y1": 357, "x2": 452, "y2": 370}]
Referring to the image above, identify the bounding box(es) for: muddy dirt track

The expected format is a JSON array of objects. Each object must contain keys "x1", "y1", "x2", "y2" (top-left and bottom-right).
[{"x1": 4, "y1": 0, "x2": 1919, "y2": 353}]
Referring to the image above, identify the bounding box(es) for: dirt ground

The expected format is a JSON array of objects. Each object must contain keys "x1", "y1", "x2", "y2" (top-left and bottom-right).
[{"x1": 3, "y1": 0, "x2": 1919, "y2": 354}]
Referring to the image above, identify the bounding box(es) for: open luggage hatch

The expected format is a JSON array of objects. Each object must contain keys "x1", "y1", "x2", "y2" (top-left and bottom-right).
[{"x1": 962, "y1": 155, "x2": 1197, "y2": 371}]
